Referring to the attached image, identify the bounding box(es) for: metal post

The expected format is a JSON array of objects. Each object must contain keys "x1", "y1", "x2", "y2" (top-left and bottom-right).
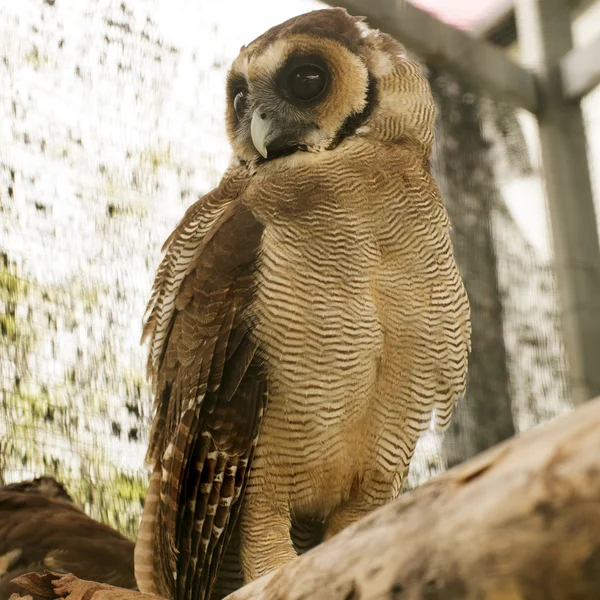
[
  {"x1": 561, "y1": 35, "x2": 600, "y2": 100},
  {"x1": 324, "y1": 0, "x2": 539, "y2": 113},
  {"x1": 515, "y1": 0, "x2": 600, "y2": 404}
]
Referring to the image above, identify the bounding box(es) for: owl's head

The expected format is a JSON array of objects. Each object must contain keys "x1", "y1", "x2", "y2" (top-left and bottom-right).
[{"x1": 225, "y1": 8, "x2": 436, "y2": 165}]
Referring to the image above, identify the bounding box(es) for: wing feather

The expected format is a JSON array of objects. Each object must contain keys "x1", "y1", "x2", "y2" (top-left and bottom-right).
[
  {"x1": 142, "y1": 167, "x2": 252, "y2": 382},
  {"x1": 135, "y1": 166, "x2": 266, "y2": 600}
]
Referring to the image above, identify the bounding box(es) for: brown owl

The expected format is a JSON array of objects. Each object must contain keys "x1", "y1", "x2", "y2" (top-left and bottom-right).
[{"x1": 134, "y1": 8, "x2": 471, "y2": 600}]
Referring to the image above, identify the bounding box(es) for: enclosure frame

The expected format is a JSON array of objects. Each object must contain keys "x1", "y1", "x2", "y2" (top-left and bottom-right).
[{"x1": 324, "y1": 0, "x2": 600, "y2": 405}]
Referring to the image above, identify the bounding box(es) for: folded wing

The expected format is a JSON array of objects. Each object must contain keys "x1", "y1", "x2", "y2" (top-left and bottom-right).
[{"x1": 135, "y1": 166, "x2": 266, "y2": 600}]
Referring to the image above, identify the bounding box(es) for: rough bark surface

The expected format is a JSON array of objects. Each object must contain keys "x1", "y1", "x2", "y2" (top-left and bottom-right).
[
  {"x1": 9, "y1": 573, "x2": 157, "y2": 600},
  {"x1": 10, "y1": 398, "x2": 600, "y2": 600}
]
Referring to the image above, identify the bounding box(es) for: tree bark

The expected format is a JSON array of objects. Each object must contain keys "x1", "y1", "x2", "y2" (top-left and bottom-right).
[
  {"x1": 8, "y1": 574, "x2": 158, "y2": 600},
  {"x1": 11, "y1": 398, "x2": 600, "y2": 600}
]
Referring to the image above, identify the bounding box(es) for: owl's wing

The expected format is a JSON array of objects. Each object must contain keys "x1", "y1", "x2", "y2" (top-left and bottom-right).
[{"x1": 135, "y1": 166, "x2": 266, "y2": 600}]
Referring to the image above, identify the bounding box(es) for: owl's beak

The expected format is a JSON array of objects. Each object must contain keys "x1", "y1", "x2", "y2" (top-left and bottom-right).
[
  {"x1": 251, "y1": 110, "x2": 302, "y2": 160},
  {"x1": 251, "y1": 110, "x2": 274, "y2": 158}
]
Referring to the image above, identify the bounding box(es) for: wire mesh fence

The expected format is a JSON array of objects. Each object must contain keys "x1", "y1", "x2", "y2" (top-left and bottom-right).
[{"x1": 1, "y1": 0, "x2": 594, "y2": 538}]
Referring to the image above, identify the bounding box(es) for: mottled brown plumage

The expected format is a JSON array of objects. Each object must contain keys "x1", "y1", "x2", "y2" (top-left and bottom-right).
[
  {"x1": 135, "y1": 8, "x2": 470, "y2": 600},
  {"x1": 0, "y1": 477, "x2": 136, "y2": 600}
]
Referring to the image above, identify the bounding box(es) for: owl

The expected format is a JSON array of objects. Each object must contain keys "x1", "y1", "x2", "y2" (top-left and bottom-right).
[{"x1": 134, "y1": 8, "x2": 471, "y2": 600}]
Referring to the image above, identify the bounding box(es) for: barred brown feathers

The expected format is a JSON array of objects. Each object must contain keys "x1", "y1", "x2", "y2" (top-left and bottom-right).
[
  {"x1": 136, "y1": 169, "x2": 267, "y2": 600},
  {"x1": 135, "y1": 7, "x2": 470, "y2": 600}
]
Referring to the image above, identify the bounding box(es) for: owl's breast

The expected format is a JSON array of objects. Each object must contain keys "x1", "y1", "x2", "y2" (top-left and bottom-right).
[
  {"x1": 251, "y1": 209, "x2": 383, "y2": 394},
  {"x1": 248, "y1": 211, "x2": 385, "y2": 511}
]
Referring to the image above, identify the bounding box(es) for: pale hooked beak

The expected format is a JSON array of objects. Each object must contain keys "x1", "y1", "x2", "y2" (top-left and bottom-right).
[{"x1": 250, "y1": 109, "x2": 275, "y2": 158}]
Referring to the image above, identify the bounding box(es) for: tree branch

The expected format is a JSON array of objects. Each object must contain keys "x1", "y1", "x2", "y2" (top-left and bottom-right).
[{"x1": 10, "y1": 397, "x2": 600, "y2": 600}]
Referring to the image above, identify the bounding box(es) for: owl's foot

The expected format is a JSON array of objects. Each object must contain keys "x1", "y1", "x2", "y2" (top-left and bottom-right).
[
  {"x1": 324, "y1": 482, "x2": 398, "y2": 541},
  {"x1": 323, "y1": 498, "x2": 375, "y2": 540},
  {"x1": 238, "y1": 505, "x2": 297, "y2": 583}
]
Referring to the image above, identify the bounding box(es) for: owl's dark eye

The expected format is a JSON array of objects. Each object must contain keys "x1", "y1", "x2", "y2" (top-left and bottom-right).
[
  {"x1": 287, "y1": 65, "x2": 327, "y2": 102},
  {"x1": 233, "y1": 90, "x2": 248, "y2": 119}
]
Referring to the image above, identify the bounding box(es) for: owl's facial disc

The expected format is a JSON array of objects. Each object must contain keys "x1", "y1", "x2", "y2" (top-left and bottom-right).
[
  {"x1": 249, "y1": 57, "x2": 330, "y2": 159},
  {"x1": 226, "y1": 33, "x2": 371, "y2": 163}
]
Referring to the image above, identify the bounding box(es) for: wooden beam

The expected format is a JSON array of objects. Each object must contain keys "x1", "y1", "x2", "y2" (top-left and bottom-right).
[
  {"x1": 471, "y1": 0, "x2": 598, "y2": 47},
  {"x1": 515, "y1": 0, "x2": 600, "y2": 404},
  {"x1": 321, "y1": 0, "x2": 540, "y2": 113},
  {"x1": 11, "y1": 397, "x2": 600, "y2": 600},
  {"x1": 561, "y1": 35, "x2": 600, "y2": 100}
]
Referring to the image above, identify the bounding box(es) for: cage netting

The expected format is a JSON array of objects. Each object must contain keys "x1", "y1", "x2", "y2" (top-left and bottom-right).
[{"x1": 2, "y1": 0, "x2": 596, "y2": 538}]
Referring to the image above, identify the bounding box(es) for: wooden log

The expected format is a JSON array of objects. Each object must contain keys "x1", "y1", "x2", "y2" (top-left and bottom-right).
[
  {"x1": 0, "y1": 480, "x2": 136, "y2": 600},
  {"x1": 10, "y1": 397, "x2": 600, "y2": 600},
  {"x1": 8, "y1": 573, "x2": 160, "y2": 600}
]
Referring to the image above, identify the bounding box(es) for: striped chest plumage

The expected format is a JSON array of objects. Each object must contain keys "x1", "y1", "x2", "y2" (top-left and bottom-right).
[
  {"x1": 243, "y1": 147, "x2": 464, "y2": 512},
  {"x1": 250, "y1": 209, "x2": 384, "y2": 514},
  {"x1": 253, "y1": 202, "x2": 383, "y2": 398}
]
